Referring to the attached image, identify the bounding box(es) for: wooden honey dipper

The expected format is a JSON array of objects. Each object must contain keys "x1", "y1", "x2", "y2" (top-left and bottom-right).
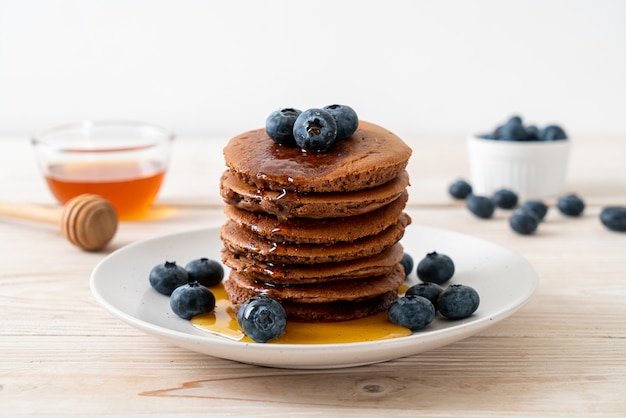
[{"x1": 0, "y1": 194, "x2": 118, "y2": 251}]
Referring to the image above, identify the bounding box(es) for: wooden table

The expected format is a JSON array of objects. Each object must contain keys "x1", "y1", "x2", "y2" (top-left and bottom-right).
[{"x1": 1, "y1": 132, "x2": 625, "y2": 416}]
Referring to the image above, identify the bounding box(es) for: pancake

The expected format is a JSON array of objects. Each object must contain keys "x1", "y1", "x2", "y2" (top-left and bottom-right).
[
  {"x1": 227, "y1": 264, "x2": 405, "y2": 303},
  {"x1": 224, "y1": 265, "x2": 405, "y2": 321},
  {"x1": 220, "y1": 170, "x2": 410, "y2": 219},
  {"x1": 223, "y1": 121, "x2": 412, "y2": 193},
  {"x1": 225, "y1": 282, "x2": 398, "y2": 322},
  {"x1": 223, "y1": 191, "x2": 408, "y2": 244},
  {"x1": 220, "y1": 116, "x2": 412, "y2": 324},
  {"x1": 222, "y1": 243, "x2": 404, "y2": 284},
  {"x1": 279, "y1": 291, "x2": 398, "y2": 322},
  {"x1": 220, "y1": 212, "x2": 411, "y2": 265}
]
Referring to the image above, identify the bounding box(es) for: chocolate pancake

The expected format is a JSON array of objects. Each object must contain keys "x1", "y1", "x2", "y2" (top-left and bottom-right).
[
  {"x1": 222, "y1": 243, "x2": 404, "y2": 285},
  {"x1": 220, "y1": 117, "x2": 412, "y2": 324},
  {"x1": 223, "y1": 191, "x2": 408, "y2": 245},
  {"x1": 224, "y1": 265, "x2": 405, "y2": 321},
  {"x1": 220, "y1": 212, "x2": 411, "y2": 264},
  {"x1": 223, "y1": 121, "x2": 412, "y2": 193},
  {"x1": 220, "y1": 170, "x2": 410, "y2": 220},
  {"x1": 227, "y1": 265, "x2": 404, "y2": 303},
  {"x1": 226, "y1": 282, "x2": 397, "y2": 322},
  {"x1": 279, "y1": 292, "x2": 398, "y2": 322}
]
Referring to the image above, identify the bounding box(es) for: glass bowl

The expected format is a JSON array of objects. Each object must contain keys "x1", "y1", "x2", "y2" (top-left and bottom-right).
[{"x1": 32, "y1": 120, "x2": 174, "y2": 220}]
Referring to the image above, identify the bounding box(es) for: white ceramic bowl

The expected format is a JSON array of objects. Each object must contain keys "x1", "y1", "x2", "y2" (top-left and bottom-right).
[{"x1": 466, "y1": 135, "x2": 571, "y2": 201}]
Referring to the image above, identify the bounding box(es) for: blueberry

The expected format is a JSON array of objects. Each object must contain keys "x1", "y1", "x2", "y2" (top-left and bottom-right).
[
  {"x1": 388, "y1": 296, "x2": 435, "y2": 331},
  {"x1": 500, "y1": 123, "x2": 526, "y2": 141},
  {"x1": 557, "y1": 194, "x2": 585, "y2": 217},
  {"x1": 466, "y1": 195, "x2": 495, "y2": 219},
  {"x1": 323, "y1": 104, "x2": 358, "y2": 139},
  {"x1": 405, "y1": 282, "x2": 443, "y2": 309},
  {"x1": 600, "y1": 206, "x2": 626, "y2": 232},
  {"x1": 482, "y1": 117, "x2": 567, "y2": 142},
  {"x1": 525, "y1": 125, "x2": 540, "y2": 140},
  {"x1": 507, "y1": 115, "x2": 523, "y2": 125},
  {"x1": 449, "y1": 179, "x2": 473, "y2": 199},
  {"x1": 416, "y1": 251, "x2": 455, "y2": 285},
  {"x1": 520, "y1": 200, "x2": 548, "y2": 221},
  {"x1": 500, "y1": 116, "x2": 530, "y2": 141},
  {"x1": 170, "y1": 282, "x2": 216, "y2": 320},
  {"x1": 149, "y1": 261, "x2": 188, "y2": 296},
  {"x1": 400, "y1": 253, "x2": 414, "y2": 278},
  {"x1": 185, "y1": 258, "x2": 224, "y2": 287},
  {"x1": 540, "y1": 125, "x2": 567, "y2": 141},
  {"x1": 437, "y1": 284, "x2": 480, "y2": 320},
  {"x1": 509, "y1": 209, "x2": 539, "y2": 235},
  {"x1": 492, "y1": 124, "x2": 505, "y2": 139},
  {"x1": 292, "y1": 108, "x2": 338, "y2": 152},
  {"x1": 237, "y1": 296, "x2": 287, "y2": 343},
  {"x1": 492, "y1": 188, "x2": 519, "y2": 209},
  {"x1": 265, "y1": 108, "x2": 302, "y2": 146}
]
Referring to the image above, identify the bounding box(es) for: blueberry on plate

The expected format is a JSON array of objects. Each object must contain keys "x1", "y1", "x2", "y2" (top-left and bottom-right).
[
  {"x1": 292, "y1": 108, "x2": 338, "y2": 152},
  {"x1": 405, "y1": 282, "x2": 444, "y2": 309},
  {"x1": 323, "y1": 104, "x2": 358, "y2": 139},
  {"x1": 388, "y1": 295, "x2": 436, "y2": 331},
  {"x1": 509, "y1": 209, "x2": 539, "y2": 235},
  {"x1": 237, "y1": 296, "x2": 287, "y2": 343},
  {"x1": 437, "y1": 284, "x2": 480, "y2": 320},
  {"x1": 149, "y1": 261, "x2": 188, "y2": 296},
  {"x1": 265, "y1": 108, "x2": 302, "y2": 146},
  {"x1": 416, "y1": 251, "x2": 455, "y2": 285},
  {"x1": 448, "y1": 179, "x2": 473, "y2": 199},
  {"x1": 170, "y1": 282, "x2": 216, "y2": 320},
  {"x1": 400, "y1": 252, "x2": 414, "y2": 278},
  {"x1": 185, "y1": 257, "x2": 224, "y2": 287},
  {"x1": 540, "y1": 125, "x2": 567, "y2": 141},
  {"x1": 520, "y1": 200, "x2": 548, "y2": 221},
  {"x1": 466, "y1": 195, "x2": 495, "y2": 219},
  {"x1": 600, "y1": 206, "x2": 626, "y2": 232},
  {"x1": 492, "y1": 188, "x2": 519, "y2": 209},
  {"x1": 557, "y1": 194, "x2": 585, "y2": 217}
]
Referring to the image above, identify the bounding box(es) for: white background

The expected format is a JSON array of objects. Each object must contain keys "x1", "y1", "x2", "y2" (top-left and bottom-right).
[{"x1": 1, "y1": 0, "x2": 625, "y2": 140}]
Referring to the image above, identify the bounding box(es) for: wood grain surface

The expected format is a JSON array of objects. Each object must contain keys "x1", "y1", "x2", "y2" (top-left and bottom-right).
[{"x1": 1, "y1": 134, "x2": 625, "y2": 416}]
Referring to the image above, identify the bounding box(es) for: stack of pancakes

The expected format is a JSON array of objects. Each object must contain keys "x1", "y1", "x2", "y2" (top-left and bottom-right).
[{"x1": 220, "y1": 121, "x2": 412, "y2": 322}]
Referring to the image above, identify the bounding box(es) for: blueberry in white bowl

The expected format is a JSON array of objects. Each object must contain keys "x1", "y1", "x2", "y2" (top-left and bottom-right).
[{"x1": 467, "y1": 115, "x2": 571, "y2": 200}]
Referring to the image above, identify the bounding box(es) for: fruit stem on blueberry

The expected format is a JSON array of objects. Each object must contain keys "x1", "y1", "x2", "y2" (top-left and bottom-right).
[{"x1": 307, "y1": 119, "x2": 323, "y2": 136}]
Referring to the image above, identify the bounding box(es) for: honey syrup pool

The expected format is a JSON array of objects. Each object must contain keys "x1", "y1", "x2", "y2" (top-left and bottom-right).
[{"x1": 191, "y1": 283, "x2": 412, "y2": 344}]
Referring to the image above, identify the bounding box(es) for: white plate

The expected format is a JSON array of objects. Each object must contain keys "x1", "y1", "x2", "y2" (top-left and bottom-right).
[{"x1": 90, "y1": 225, "x2": 538, "y2": 369}]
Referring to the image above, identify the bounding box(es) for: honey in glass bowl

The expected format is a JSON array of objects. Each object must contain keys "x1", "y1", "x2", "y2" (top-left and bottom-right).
[{"x1": 32, "y1": 120, "x2": 174, "y2": 220}]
